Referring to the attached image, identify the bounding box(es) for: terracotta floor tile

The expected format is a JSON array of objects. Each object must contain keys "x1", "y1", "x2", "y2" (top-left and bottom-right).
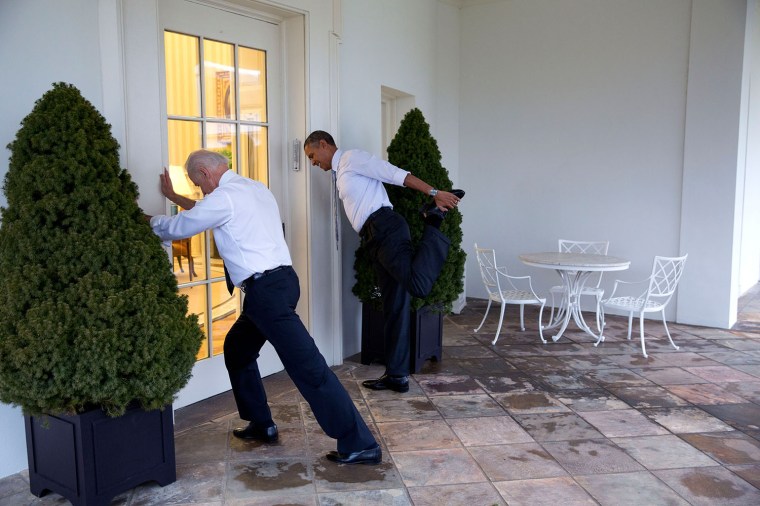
[
  {"x1": 654, "y1": 466, "x2": 760, "y2": 505},
  {"x1": 579, "y1": 409, "x2": 669, "y2": 438},
  {"x1": 656, "y1": 351, "x2": 725, "y2": 367},
  {"x1": 407, "y1": 483, "x2": 504, "y2": 506},
  {"x1": 541, "y1": 439, "x2": 644, "y2": 475},
  {"x1": 606, "y1": 385, "x2": 689, "y2": 409},
  {"x1": 560, "y1": 355, "x2": 621, "y2": 371},
  {"x1": 575, "y1": 471, "x2": 689, "y2": 505},
  {"x1": 311, "y1": 455, "x2": 402, "y2": 493},
  {"x1": 414, "y1": 374, "x2": 485, "y2": 396},
  {"x1": 727, "y1": 464, "x2": 760, "y2": 490},
  {"x1": 225, "y1": 460, "x2": 314, "y2": 499},
  {"x1": 554, "y1": 388, "x2": 630, "y2": 411},
  {"x1": 629, "y1": 366, "x2": 708, "y2": 386},
  {"x1": 391, "y1": 448, "x2": 486, "y2": 487},
  {"x1": 443, "y1": 345, "x2": 501, "y2": 359},
  {"x1": 533, "y1": 371, "x2": 600, "y2": 391},
  {"x1": 664, "y1": 383, "x2": 748, "y2": 405},
  {"x1": 683, "y1": 365, "x2": 759, "y2": 383},
  {"x1": 515, "y1": 412, "x2": 605, "y2": 441},
  {"x1": 680, "y1": 431, "x2": 760, "y2": 465},
  {"x1": 697, "y1": 403, "x2": 760, "y2": 431},
  {"x1": 720, "y1": 381, "x2": 760, "y2": 403},
  {"x1": 473, "y1": 373, "x2": 538, "y2": 392},
  {"x1": 493, "y1": 476, "x2": 596, "y2": 505},
  {"x1": 612, "y1": 434, "x2": 717, "y2": 469},
  {"x1": 365, "y1": 396, "x2": 440, "y2": 423},
  {"x1": 641, "y1": 407, "x2": 734, "y2": 434},
  {"x1": 317, "y1": 489, "x2": 409, "y2": 505},
  {"x1": 448, "y1": 415, "x2": 534, "y2": 446},
  {"x1": 585, "y1": 368, "x2": 653, "y2": 387},
  {"x1": 493, "y1": 391, "x2": 571, "y2": 415},
  {"x1": 469, "y1": 443, "x2": 568, "y2": 481},
  {"x1": 131, "y1": 462, "x2": 226, "y2": 506},
  {"x1": 429, "y1": 393, "x2": 506, "y2": 418},
  {"x1": 376, "y1": 419, "x2": 460, "y2": 451}
]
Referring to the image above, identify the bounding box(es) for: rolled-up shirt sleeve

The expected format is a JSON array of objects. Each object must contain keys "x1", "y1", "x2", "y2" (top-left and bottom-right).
[{"x1": 150, "y1": 192, "x2": 232, "y2": 241}]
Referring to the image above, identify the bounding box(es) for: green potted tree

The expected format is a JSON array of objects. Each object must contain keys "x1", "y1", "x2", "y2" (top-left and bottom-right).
[
  {"x1": 0, "y1": 83, "x2": 204, "y2": 505},
  {"x1": 353, "y1": 108, "x2": 465, "y2": 372}
]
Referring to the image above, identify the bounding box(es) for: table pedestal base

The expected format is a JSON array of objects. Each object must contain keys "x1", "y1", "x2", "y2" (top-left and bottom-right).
[{"x1": 542, "y1": 270, "x2": 600, "y2": 342}]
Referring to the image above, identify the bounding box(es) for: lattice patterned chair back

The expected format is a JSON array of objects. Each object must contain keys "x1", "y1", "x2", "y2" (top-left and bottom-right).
[
  {"x1": 597, "y1": 254, "x2": 688, "y2": 358},
  {"x1": 473, "y1": 243, "x2": 546, "y2": 345}
]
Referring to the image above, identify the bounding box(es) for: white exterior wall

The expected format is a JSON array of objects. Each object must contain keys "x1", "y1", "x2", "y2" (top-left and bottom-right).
[
  {"x1": 0, "y1": 0, "x2": 107, "y2": 479},
  {"x1": 337, "y1": 0, "x2": 461, "y2": 356},
  {"x1": 738, "y1": 0, "x2": 760, "y2": 296},
  {"x1": 460, "y1": 0, "x2": 691, "y2": 315},
  {"x1": 460, "y1": 0, "x2": 756, "y2": 328},
  {"x1": 678, "y1": 0, "x2": 749, "y2": 327}
]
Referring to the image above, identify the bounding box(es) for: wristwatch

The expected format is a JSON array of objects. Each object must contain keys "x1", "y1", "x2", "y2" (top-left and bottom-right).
[{"x1": 428, "y1": 188, "x2": 438, "y2": 197}]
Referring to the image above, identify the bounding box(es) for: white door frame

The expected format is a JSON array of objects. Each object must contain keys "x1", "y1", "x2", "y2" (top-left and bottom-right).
[{"x1": 116, "y1": 0, "x2": 343, "y2": 410}]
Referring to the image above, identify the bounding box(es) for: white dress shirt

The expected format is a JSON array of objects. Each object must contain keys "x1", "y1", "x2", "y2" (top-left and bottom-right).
[
  {"x1": 332, "y1": 149, "x2": 409, "y2": 232},
  {"x1": 150, "y1": 170, "x2": 292, "y2": 286}
]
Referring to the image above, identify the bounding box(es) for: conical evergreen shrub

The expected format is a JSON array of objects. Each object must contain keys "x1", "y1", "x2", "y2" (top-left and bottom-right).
[
  {"x1": 0, "y1": 82, "x2": 204, "y2": 417},
  {"x1": 352, "y1": 108, "x2": 465, "y2": 312}
]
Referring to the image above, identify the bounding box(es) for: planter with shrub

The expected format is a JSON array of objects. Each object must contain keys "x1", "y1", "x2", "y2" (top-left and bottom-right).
[
  {"x1": 0, "y1": 83, "x2": 204, "y2": 505},
  {"x1": 353, "y1": 108, "x2": 465, "y2": 372}
]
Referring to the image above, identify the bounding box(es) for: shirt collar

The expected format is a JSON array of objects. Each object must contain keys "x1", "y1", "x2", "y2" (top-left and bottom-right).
[
  {"x1": 331, "y1": 149, "x2": 343, "y2": 173},
  {"x1": 219, "y1": 169, "x2": 235, "y2": 185}
]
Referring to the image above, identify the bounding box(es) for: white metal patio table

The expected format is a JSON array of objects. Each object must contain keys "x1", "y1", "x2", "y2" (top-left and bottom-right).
[{"x1": 520, "y1": 252, "x2": 630, "y2": 342}]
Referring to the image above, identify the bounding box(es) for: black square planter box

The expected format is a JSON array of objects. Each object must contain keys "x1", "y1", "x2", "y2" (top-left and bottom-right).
[
  {"x1": 25, "y1": 404, "x2": 176, "y2": 506},
  {"x1": 361, "y1": 303, "x2": 443, "y2": 373}
]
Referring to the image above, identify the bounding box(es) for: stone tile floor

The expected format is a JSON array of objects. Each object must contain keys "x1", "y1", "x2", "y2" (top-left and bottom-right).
[{"x1": 3, "y1": 284, "x2": 760, "y2": 505}]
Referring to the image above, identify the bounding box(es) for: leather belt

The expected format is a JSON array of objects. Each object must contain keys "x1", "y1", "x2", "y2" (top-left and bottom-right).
[{"x1": 240, "y1": 265, "x2": 288, "y2": 292}]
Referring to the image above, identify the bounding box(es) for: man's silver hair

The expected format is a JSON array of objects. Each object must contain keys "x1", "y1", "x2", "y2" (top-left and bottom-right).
[{"x1": 185, "y1": 149, "x2": 229, "y2": 176}]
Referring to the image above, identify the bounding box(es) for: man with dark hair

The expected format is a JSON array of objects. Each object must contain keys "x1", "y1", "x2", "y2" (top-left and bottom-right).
[
  {"x1": 304, "y1": 131, "x2": 464, "y2": 393},
  {"x1": 150, "y1": 149, "x2": 381, "y2": 465}
]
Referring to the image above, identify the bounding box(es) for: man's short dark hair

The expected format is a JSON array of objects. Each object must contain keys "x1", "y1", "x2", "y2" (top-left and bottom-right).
[{"x1": 305, "y1": 130, "x2": 336, "y2": 147}]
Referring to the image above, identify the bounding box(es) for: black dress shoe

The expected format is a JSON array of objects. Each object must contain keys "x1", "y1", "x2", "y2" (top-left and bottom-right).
[
  {"x1": 326, "y1": 444, "x2": 382, "y2": 465},
  {"x1": 232, "y1": 422, "x2": 278, "y2": 442},
  {"x1": 362, "y1": 374, "x2": 409, "y2": 393},
  {"x1": 419, "y1": 189, "x2": 466, "y2": 219}
]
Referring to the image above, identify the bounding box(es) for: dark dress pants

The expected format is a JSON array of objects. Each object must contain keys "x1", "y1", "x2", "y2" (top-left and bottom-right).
[
  {"x1": 223, "y1": 266, "x2": 376, "y2": 454},
  {"x1": 361, "y1": 208, "x2": 451, "y2": 376}
]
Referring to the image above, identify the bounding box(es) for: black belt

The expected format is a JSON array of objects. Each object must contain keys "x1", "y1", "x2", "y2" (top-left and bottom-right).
[
  {"x1": 240, "y1": 265, "x2": 288, "y2": 292},
  {"x1": 359, "y1": 207, "x2": 391, "y2": 238}
]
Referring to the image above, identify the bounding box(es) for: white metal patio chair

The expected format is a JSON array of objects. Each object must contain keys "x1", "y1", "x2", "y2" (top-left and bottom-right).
[
  {"x1": 548, "y1": 239, "x2": 609, "y2": 333},
  {"x1": 473, "y1": 243, "x2": 547, "y2": 345},
  {"x1": 596, "y1": 254, "x2": 688, "y2": 358}
]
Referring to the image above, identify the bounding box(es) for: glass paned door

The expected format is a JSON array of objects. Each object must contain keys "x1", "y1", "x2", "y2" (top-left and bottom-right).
[{"x1": 163, "y1": 30, "x2": 270, "y2": 360}]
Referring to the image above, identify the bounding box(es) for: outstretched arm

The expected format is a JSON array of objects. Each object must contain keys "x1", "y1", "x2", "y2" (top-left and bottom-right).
[
  {"x1": 403, "y1": 174, "x2": 460, "y2": 211},
  {"x1": 160, "y1": 168, "x2": 196, "y2": 210}
]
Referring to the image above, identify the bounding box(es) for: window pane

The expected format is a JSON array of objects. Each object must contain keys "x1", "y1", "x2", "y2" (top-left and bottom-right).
[
  {"x1": 240, "y1": 125, "x2": 268, "y2": 185},
  {"x1": 204, "y1": 39, "x2": 235, "y2": 120},
  {"x1": 181, "y1": 284, "x2": 209, "y2": 360},
  {"x1": 205, "y1": 122, "x2": 236, "y2": 171},
  {"x1": 167, "y1": 119, "x2": 206, "y2": 283},
  {"x1": 208, "y1": 232, "x2": 240, "y2": 357},
  {"x1": 210, "y1": 280, "x2": 239, "y2": 356},
  {"x1": 167, "y1": 119, "x2": 202, "y2": 199},
  {"x1": 171, "y1": 232, "x2": 207, "y2": 283},
  {"x1": 164, "y1": 32, "x2": 200, "y2": 117},
  {"x1": 239, "y1": 46, "x2": 266, "y2": 122}
]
